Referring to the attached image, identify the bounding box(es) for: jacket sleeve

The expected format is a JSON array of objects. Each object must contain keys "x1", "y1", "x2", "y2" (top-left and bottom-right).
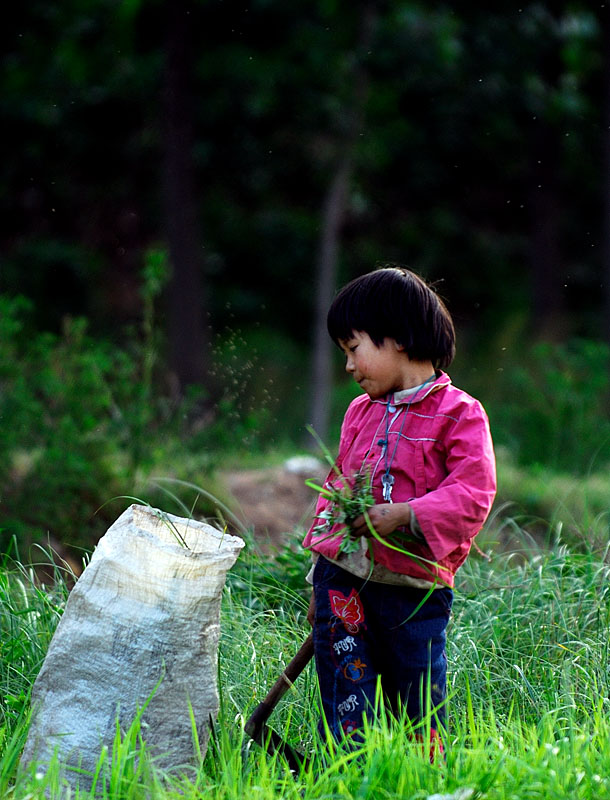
[
  {"x1": 302, "y1": 401, "x2": 359, "y2": 546},
  {"x1": 407, "y1": 399, "x2": 496, "y2": 562}
]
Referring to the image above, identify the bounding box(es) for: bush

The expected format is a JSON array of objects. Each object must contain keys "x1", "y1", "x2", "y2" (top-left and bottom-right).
[
  {"x1": 0, "y1": 295, "x2": 172, "y2": 551},
  {"x1": 479, "y1": 338, "x2": 610, "y2": 474},
  {"x1": 0, "y1": 291, "x2": 308, "y2": 556}
]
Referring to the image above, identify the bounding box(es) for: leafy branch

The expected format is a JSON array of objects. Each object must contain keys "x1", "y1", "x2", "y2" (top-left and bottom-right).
[{"x1": 305, "y1": 468, "x2": 374, "y2": 555}]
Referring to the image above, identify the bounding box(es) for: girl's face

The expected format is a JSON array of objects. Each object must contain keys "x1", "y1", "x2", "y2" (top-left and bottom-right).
[{"x1": 339, "y1": 331, "x2": 411, "y2": 399}]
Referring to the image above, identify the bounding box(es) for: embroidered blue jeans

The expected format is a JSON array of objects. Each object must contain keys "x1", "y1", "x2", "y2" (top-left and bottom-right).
[{"x1": 312, "y1": 556, "x2": 453, "y2": 742}]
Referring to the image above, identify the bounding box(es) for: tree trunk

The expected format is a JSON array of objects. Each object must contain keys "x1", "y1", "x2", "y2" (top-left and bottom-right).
[
  {"x1": 307, "y1": 3, "x2": 377, "y2": 444},
  {"x1": 309, "y1": 156, "x2": 352, "y2": 441},
  {"x1": 162, "y1": 0, "x2": 214, "y2": 398}
]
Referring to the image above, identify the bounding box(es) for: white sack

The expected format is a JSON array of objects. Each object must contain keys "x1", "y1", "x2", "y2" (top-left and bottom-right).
[{"x1": 20, "y1": 503, "x2": 244, "y2": 783}]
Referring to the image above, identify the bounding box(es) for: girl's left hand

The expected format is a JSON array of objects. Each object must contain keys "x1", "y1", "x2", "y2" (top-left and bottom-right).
[{"x1": 350, "y1": 502, "x2": 412, "y2": 539}]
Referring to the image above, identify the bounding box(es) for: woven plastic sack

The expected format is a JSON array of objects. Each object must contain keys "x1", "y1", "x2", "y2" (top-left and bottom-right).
[{"x1": 20, "y1": 504, "x2": 244, "y2": 783}]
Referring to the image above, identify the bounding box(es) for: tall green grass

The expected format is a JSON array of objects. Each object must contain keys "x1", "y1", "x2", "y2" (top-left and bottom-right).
[
  {"x1": 3, "y1": 529, "x2": 610, "y2": 798},
  {"x1": 0, "y1": 550, "x2": 68, "y2": 730}
]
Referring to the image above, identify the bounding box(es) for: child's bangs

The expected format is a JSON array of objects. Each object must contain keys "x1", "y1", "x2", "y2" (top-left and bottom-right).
[{"x1": 327, "y1": 273, "x2": 389, "y2": 345}]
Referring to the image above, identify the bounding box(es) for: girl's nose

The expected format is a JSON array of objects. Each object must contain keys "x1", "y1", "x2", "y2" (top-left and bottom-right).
[{"x1": 345, "y1": 355, "x2": 355, "y2": 373}]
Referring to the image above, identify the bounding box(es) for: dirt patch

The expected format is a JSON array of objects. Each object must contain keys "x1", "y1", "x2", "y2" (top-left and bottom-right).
[{"x1": 220, "y1": 457, "x2": 327, "y2": 547}]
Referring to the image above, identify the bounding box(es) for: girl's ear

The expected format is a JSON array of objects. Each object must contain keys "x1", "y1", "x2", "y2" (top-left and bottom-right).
[{"x1": 392, "y1": 339, "x2": 406, "y2": 352}]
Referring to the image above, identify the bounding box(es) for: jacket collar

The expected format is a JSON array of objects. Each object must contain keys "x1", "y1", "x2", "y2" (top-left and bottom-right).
[{"x1": 370, "y1": 370, "x2": 451, "y2": 407}]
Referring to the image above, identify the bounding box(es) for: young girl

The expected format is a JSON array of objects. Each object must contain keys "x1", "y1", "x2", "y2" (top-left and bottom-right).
[{"x1": 303, "y1": 266, "x2": 496, "y2": 747}]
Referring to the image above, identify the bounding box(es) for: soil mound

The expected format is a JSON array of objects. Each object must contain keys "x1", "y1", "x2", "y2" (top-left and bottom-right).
[{"x1": 221, "y1": 456, "x2": 326, "y2": 546}]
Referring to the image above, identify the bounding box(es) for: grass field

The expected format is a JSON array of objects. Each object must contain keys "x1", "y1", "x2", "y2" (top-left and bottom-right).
[{"x1": 2, "y1": 522, "x2": 610, "y2": 799}]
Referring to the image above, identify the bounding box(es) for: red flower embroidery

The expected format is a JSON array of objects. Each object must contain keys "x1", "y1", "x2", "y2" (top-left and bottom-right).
[
  {"x1": 328, "y1": 589, "x2": 364, "y2": 632},
  {"x1": 341, "y1": 718, "x2": 359, "y2": 736}
]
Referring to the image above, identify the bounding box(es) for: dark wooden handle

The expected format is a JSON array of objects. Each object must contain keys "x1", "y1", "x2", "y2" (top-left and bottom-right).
[{"x1": 244, "y1": 633, "x2": 314, "y2": 741}]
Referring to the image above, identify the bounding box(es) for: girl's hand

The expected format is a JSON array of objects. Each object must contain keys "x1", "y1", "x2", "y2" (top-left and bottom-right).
[{"x1": 350, "y1": 502, "x2": 412, "y2": 539}]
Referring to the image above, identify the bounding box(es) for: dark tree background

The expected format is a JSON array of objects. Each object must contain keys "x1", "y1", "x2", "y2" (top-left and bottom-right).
[{"x1": 1, "y1": 1, "x2": 608, "y2": 440}]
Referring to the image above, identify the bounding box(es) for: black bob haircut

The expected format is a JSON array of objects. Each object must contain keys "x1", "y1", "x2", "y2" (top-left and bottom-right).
[{"x1": 327, "y1": 266, "x2": 456, "y2": 370}]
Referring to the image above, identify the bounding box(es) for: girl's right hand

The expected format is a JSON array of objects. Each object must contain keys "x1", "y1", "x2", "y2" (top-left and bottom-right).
[{"x1": 351, "y1": 502, "x2": 412, "y2": 539}]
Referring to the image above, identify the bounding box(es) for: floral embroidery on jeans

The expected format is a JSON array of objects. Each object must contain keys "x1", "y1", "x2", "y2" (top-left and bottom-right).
[
  {"x1": 328, "y1": 589, "x2": 364, "y2": 633},
  {"x1": 343, "y1": 657, "x2": 367, "y2": 682},
  {"x1": 341, "y1": 719, "x2": 359, "y2": 735}
]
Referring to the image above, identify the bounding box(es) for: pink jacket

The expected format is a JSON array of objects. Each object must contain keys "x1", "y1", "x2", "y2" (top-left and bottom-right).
[{"x1": 303, "y1": 373, "x2": 496, "y2": 587}]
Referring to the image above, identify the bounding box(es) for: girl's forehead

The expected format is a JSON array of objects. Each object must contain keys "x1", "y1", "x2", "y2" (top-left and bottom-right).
[{"x1": 339, "y1": 331, "x2": 371, "y2": 348}]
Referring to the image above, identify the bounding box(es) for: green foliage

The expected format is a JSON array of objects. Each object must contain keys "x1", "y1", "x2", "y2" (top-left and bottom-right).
[
  {"x1": 0, "y1": 288, "x2": 303, "y2": 554},
  {"x1": 226, "y1": 528, "x2": 312, "y2": 613},
  {"x1": 452, "y1": 542, "x2": 610, "y2": 726},
  {"x1": 492, "y1": 447, "x2": 610, "y2": 549},
  {"x1": 483, "y1": 338, "x2": 610, "y2": 474},
  {"x1": 0, "y1": 546, "x2": 69, "y2": 733},
  {"x1": 307, "y1": 472, "x2": 373, "y2": 556},
  {"x1": 129, "y1": 247, "x2": 172, "y2": 470},
  {"x1": 0, "y1": 292, "x2": 178, "y2": 551}
]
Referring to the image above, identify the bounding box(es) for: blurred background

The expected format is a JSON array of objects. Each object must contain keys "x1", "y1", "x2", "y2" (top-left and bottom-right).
[{"x1": 1, "y1": 1, "x2": 609, "y2": 559}]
